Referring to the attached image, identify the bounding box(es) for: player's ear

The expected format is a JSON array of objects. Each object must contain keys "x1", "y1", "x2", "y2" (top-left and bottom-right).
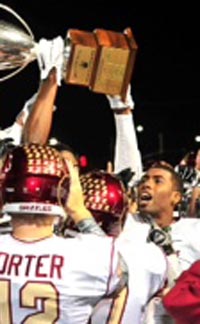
[{"x1": 172, "y1": 190, "x2": 182, "y2": 207}]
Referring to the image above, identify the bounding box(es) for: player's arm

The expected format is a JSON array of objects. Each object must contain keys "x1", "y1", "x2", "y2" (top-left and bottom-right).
[
  {"x1": 106, "y1": 84, "x2": 143, "y2": 185},
  {"x1": 22, "y1": 36, "x2": 64, "y2": 145},
  {"x1": 65, "y1": 161, "x2": 129, "y2": 296},
  {"x1": 64, "y1": 160, "x2": 129, "y2": 293},
  {"x1": 0, "y1": 92, "x2": 36, "y2": 146},
  {"x1": 64, "y1": 159, "x2": 106, "y2": 236},
  {"x1": 22, "y1": 68, "x2": 58, "y2": 144}
]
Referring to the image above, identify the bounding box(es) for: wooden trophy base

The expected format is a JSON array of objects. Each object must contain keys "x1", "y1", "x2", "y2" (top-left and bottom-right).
[{"x1": 64, "y1": 27, "x2": 138, "y2": 100}]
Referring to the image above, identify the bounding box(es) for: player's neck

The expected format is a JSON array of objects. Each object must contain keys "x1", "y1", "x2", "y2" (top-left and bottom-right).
[
  {"x1": 12, "y1": 224, "x2": 54, "y2": 241},
  {"x1": 153, "y1": 211, "x2": 174, "y2": 229}
]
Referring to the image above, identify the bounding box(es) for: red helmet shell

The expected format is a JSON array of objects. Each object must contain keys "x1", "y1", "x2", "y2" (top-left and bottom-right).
[
  {"x1": 1, "y1": 143, "x2": 69, "y2": 217},
  {"x1": 80, "y1": 170, "x2": 128, "y2": 220}
]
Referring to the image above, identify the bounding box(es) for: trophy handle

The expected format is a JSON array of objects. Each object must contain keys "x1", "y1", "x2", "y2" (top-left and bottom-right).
[{"x1": 0, "y1": 4, "x2": 35, "y2": 82}]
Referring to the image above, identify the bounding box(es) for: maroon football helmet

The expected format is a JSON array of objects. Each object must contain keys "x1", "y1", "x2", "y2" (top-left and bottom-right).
[
  {"x1": 1, "y1": 143, "x2": 69, "y2": 217},
  {"x1": 80, "y1": 170, "x2": 128, "y2": 235}
]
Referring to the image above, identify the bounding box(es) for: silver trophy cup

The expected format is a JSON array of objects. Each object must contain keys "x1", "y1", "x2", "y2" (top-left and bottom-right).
[{"x1": 0, "y1": 4, "x2": 37, "y2": 81}]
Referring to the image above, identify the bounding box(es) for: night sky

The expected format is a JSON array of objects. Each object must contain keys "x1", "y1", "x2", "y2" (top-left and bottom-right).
[{"x1": 1, "y1": 1, "x2": 200, "y2": 169}]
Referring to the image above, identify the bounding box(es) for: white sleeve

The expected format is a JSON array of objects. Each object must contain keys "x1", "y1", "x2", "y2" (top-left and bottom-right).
[
  {"x1": 114, "y1": 113, "x2": 143, "y2": 183},
  {"x1": 0, "y1": 122, "x2": 23, "y2": 145}
]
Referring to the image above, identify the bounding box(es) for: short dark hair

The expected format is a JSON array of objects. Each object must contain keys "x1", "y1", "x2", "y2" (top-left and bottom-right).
[{"x1": 149, "y1": 161, "x2": 184, "y2": 195}]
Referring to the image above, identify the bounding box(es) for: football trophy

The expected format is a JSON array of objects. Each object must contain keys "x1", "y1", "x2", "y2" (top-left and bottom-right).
[{"x1": 0, "y1": 3, "x2": 138, "y2": 98}]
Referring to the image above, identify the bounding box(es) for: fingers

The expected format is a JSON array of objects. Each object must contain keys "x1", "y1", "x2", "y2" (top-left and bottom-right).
[
  {"x1": 63, "y1": 158, "x2": 81, "y2": 190},
  {"x1": 37, "y1": 36, "x2": 64, "y2": 85},
  {"x1": 106, "y1": 83, "x2": 134, "y2": 109},
  {"x1": 106, "y1": 161, "x2": 113, "y2": 174}
]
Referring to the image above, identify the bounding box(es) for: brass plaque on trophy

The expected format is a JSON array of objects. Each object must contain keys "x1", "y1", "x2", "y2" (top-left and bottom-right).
[
  {"x1": 64, "y1": 29, "x2": 98, "y2": 87},
  {"x1": 64, "y1": 27, "x2": 138, "y2": 99}
]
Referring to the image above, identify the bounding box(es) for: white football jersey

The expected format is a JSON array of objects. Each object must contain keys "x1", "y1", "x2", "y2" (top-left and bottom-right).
[
  {"x1": 0, "y1": 122, "x2": 22, "y2": 145},
  {"x1": 0, "y1": 233, "x2": 125, "y2": 324},
  {"x1": 133, "y1": 215, "x2": 200, "y2": 323},
  {"x1": 133, "y1": 215, "x2": 200, "y2": 271},
  {"x1": 169, "y1": 217, "x2": 200, "y2": 270},
  {"x1": 91, "y1": 215, "x2": 167, "y2": 324}
]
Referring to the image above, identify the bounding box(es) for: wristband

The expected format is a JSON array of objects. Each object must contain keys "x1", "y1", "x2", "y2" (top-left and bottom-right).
[{"x1": 76, "y1": 218, "x2": 106, "y2": 236}]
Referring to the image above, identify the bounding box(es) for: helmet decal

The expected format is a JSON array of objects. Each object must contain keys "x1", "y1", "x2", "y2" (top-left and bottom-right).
[{"x1": 80, "y1": 170, "x2": 127, "y2": 218}]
